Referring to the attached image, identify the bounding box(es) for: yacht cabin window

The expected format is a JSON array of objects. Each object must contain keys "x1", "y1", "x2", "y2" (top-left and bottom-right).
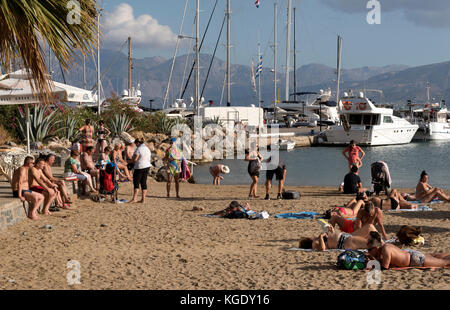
[
  {"x1": 348, "y1": 114, "x2": 380, "y2": 125},
  {"x1": 383, "y1": 116, "x2": 394, "y2": 124}
]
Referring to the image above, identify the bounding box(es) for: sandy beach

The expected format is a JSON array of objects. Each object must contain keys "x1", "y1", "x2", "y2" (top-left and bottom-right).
[{"x1": 0, "y1": 181, "x2": 449, "y2": 290}]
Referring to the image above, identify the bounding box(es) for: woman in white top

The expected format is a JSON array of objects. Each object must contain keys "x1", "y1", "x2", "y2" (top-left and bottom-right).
[{"x1": 129, "y1": 138, "x2": 151, "y2": 203}]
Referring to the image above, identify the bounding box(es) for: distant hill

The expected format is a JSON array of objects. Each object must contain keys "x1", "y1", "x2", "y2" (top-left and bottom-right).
[{"x1": 50, "y1": 49, "x2": 450, "y2": 109}]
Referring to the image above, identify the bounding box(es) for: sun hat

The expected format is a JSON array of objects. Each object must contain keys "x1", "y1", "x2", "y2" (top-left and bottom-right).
[{"x1": 221, "y1": 165, "x2": 230, "y2": 174}]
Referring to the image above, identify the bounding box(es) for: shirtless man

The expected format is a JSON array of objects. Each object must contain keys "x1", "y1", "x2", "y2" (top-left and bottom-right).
[
  {"x1": 209, "y1": 164, "x2": 229, "y2": 185},
  {"x1": 29, "y1": 157, "x2": 60, "y2": 215},
  {"x1": 81, "y1": 146, "x2": 100, "y2": 190},
  {"x1": 11, "y1": 156, "x2": 44, "y2": 220},
  {"x1": 123, "y1": 140, "x2": 136, "y2": 171},
  {"x1": 329, "y1": 201, "x2": 388, "y2": 241},
  {"x1": 370, "y1": 188, "x2": 416, "y2": 210},
  {"x1": 43, "y1": 154, "x2": 72, "y2": 205},
  {"x1": 299, "y1": 223, "x2": 378, "y2": 251},
  {"x1": 415, "y1": 170, "x2": 450, "y2": 203},
  {"x1": 367, "y1": 231, "x2": 450, "y2": 269}
]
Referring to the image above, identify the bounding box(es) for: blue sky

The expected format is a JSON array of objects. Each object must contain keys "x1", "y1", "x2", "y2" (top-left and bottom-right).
[{"x1": 101, "y1": 0, "x2": 450, "y2": 69}]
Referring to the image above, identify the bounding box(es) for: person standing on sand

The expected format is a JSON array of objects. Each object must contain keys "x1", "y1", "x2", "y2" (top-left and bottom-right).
[
  {"x1": 245, "y1": 143, "x2": 263, "y2": 198},
  {"x1": 165, "y1": 137, "x2": 183, "y2": 198},
  {"x1": 209, "y1": 164, "x2": 230, "y2": 185},
  {"x1": 79, "y1": 119, "x2": 94, "y2": 152},
  {"x1": 11, "y1": 156, "x2": 44, "y2": 220},
  {"x1": 264, "y1": 155, "x2": 287, "y2": 200},
  {"x1": 367, "y1": 231, "x2": 450, "y2": 269},
  {"x1": 342, "y1": 140, "x2": 365, "y2": 171},
  {"x1": 130, "y1": 138, "x2": 151, "y2": 203},
  {"x1": 94, "y1": 120, "x2": 110, "y2": 161}
]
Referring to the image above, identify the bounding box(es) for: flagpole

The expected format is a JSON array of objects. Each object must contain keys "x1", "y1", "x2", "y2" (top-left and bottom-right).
[{"x1": 273, "y1": 2, "x2": 277, "y2": 123}]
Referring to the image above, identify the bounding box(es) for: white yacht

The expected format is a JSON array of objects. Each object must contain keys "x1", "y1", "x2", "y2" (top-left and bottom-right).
[
  {"x1": 119, "y1": 85, "x2": 143, "y2": 113},
  {"x1": 411, "y1": 105, "x2": 450, "y2": 140},
  {"x1": 324, "y1": 91, "x2": 418, "y2": 146}
]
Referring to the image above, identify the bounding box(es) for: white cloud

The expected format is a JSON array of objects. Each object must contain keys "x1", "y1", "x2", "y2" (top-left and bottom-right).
[
  {"x1": 321, "y1": 0, "x2": 450, "y2": 28},
  {"x1": 103, "y1": 3, "x2": 177, "y2": 48}
]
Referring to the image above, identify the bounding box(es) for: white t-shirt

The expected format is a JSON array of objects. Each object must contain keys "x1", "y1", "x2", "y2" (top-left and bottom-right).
[{"x1": 133, "y1": 144, "x2": 152, "y2": 170}]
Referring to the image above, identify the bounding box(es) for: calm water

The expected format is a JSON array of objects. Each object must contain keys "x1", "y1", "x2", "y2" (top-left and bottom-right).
[{"x1": 193, "y1": 141, "x2": 450, "y2": 189}]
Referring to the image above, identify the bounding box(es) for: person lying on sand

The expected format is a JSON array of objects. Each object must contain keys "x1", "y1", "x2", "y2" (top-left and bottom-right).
[
  {"x1": 326, "y1": 191, "x2": 368, "y2": 218},
  {"x1": 415, "y1": 170, "x2": 450, "y2": 203},
  {"x1": 213, "y1": 201, "x2": 251, "y2": 217},
  {"x1": 299, "y1": 223, "x2": 378, "y2": 251},
  {"x1": 370, "y1": 188, "x2": 416, "y2": 210},
  {"x1": 367, "y1": 231, "x2": 450, "y2": 269},
  {"x1": 328, "y1": 201, "x2": 388, "y2": 241}
]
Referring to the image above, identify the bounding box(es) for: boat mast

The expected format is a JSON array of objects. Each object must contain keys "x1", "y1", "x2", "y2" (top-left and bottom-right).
[
  {"x1": 273, "y1": 2, "x2": 277, "y2": 122},
  {"x1": 336, "y1": 35, "x2": 342, "y2": 104},
  {"x1": 195, "y1": 0, "x2": 200, "y2": 114},
  {"x1": 128, "y1": 36, "x2": 131, "y2": 95},
  {"x1": 293, "y1": 6, "x2": 297, "y2": 103},
  {"x1": 82, "y1": 54, "x2": 86, "y2": 89},
  {"x1": 258, "y1": 42, "x2": 261, "y2": 128},
  {"x1": 285, "y1": 0, "x2": 292, "y2": 102},
  {"x1": 97, "y1": 9, "x2": 102, "y2": 114},
  {"x1": 226, "y1": 0, "x2": 231, "y2": 106}
]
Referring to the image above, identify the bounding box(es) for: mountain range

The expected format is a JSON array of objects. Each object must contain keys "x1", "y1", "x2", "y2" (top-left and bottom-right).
[{"x1": 50, "y1": 49, "x2": 450, "y2": 109}]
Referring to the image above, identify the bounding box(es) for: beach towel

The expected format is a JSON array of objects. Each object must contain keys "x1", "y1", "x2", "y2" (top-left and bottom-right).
[
  {"x1": 274, "y1": 212, "x2": 319, "y2": 219},
  {"x1": 386, "y1": 205, "x2": 432, "y2": 212},
  {"x1": 180, "y1": 158, "x2": 191, "y2": 180},
  {"x1": 410, "y1": 198, "x2": 444, "y2": 204},
  {"x1": 202, "y1": 210, "x2": 269, "y2": 219}
]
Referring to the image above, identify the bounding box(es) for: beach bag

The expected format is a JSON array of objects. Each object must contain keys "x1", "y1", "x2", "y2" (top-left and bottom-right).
[
  {"x1": 337, "y1": 250, "x2": 366, "y2": 270},
  {"x1": 282, "y1": 190, "x2": 300, "y2": 200}
]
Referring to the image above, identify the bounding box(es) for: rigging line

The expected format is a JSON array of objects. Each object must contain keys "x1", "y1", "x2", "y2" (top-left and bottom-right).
[
  {"x1": 179, "y1": 20, "x2": 195, "y2": 100},
  {"x1": 180, "y1": 0, "x2": 220, "y2": 99},
  {"x1": 90, "y1": 39, "x2": 128, "y2": 91},
  {"x1": 164, "y1": 0, "x2": 190, "y2": 109},
  {"x1": 59, "y1": 62, "x2": 66, "y2": 84},
  {"x1": 201, "y1": 14, "x2": 226, "y2": 99}
]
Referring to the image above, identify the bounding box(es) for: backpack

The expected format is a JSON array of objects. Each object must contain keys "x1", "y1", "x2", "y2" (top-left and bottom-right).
[
  {"x1": 282, "y1": 190, "x2": 300, "y2": 200},
  {"x1": 337, "y1": 250, "x2": 367, "y2": 270}
]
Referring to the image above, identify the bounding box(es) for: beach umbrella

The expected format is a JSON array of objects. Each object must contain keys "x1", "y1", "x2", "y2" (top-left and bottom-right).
[{"x1": 0, "y1": 69, "x2": 95, "y2": 153}]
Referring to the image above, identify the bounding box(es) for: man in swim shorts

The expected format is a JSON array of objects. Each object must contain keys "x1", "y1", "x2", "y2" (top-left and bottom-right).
[
  {"x1": 367, "y1": 231, "x2": 450, "y2": 268},
  {"x1": 11, "y1": 156, "x2": 45, "y2": 220}
]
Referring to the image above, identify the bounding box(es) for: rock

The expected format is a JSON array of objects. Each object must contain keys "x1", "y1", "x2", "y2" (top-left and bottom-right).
[
  {"x1": 31, "y1": 142, "x2": 43, "y2": 150},
  {"x1": 22, "y1": 232, "x2": 27, "y2": 236},
  {"x1": 100, "y1": 224, "x2": 107, "y2": 227},
  {"x1": 147, "y1": 142, "x2": 155, "y2": 152},
  {"x1": 158, "y1": 143, "x2": 170, "y2": 152},
  {"x1": 156, "y1": 167, "x2": 169, "y2": 182},
  {"x1": 155, "y1": 149, "x2": 165, "y2": 159},
  {"x1": 42, "y1": 224, "x2": 54, "y2": 230},
  {"x1": 5, "y1": 141, "x2": 17, "y2": 147},
  {"x1": 153, "y1": 159, "x2": 164, "y2": 169}
]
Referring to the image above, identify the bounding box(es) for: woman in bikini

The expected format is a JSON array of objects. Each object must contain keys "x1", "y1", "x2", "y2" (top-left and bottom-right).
[
  {"x1": 79, "y1": 119, "x2": 94, "y2": 152},
  {"x1": 94, "y1": 120, "x2": 110, "y2": 161},
  {"x1": 370, "y1": 189, "x2": 416, "y2": 210},
  {"x1": 299, "y1": 223, "x2": 378, "y2": 251},
  {"x1": 326, "y1": 191, "x2": 368, "y2": 219},
  {"x1": 342, "y1": 140, "x2": 365, "y2": 171},
  {"x1": 415, "y1": 170, "x2": 450, "y2": 203}
]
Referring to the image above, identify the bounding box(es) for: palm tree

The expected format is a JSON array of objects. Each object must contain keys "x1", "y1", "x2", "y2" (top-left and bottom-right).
[{"x1": 0, "y1": 0, "x2": 98, "y2": 103}]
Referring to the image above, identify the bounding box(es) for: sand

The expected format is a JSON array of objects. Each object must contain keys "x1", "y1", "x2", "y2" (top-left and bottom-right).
[{"x1": 0, "y1": 181, "x2": 449, "y2": 290}]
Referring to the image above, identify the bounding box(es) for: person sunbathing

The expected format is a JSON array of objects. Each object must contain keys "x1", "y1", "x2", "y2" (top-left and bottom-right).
[
  {"x1": 11, "y1": 156, "x2": 44, "y2": 220},
  {"x1": 415, "y1": 170, "x2": 450, "y2": 203},
  {"x1": 327, "y1": 191, "x2": 368, "y2": 218},
  {"x1": 367, "y1": 231, "x2": 450, "y2": 269},
  {"x1": 328, "y1": 201, "x2": 388, "y2": 241},
  {"x1": 299, "y1": 223, "x2": 378, "y2": 251},
  {"x1": 370, "y1": 189, "x2": 417, "y2": 210},
  {"x1": 213, "y1": 201, "x2": 251, "y2": 217},
  {"x1": 29, "y1": 157, "x2": 62, "y2": 215}
]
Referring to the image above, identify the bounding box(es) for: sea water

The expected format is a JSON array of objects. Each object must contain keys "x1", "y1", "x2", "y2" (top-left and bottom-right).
[{"x1": 192, "y1": 141, "x2": 450, "y2": 189}]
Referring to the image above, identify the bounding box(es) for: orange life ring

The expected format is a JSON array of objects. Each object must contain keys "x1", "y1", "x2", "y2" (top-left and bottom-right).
[
  {"x1": 343, "y1": 101, "x2": 352, "y2": 110},
  {"x1": 358, "y1": 102, "x2": 367, "y2": 110}
]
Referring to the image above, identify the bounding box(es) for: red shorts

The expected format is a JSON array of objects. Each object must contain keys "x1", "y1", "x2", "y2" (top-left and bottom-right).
[
  {"x1": 30, "y1": 186, "x2": 45, "y2": 194},
  {"x1": 342, "y1": 219, "x2": 355, "y2": 234}
]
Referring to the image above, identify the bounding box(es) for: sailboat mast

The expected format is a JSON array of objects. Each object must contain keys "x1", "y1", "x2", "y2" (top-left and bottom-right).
[
  {"x1": 258, "y1": 42, "x2": 261, "y2": 120},
  {"x1": 336, "y1": 35, "x2": 342, "y2": 104},
  {"x1": 128, "y1": 37, "x2": 131, "y2": 95},
  {"x1": 97, "y1": 9, "x2": 101, "y2": 114},
  {"x1": 195, "y1": 0, "x2": 200, "y2": 114},
  {"x1": 273, "y1": 2, "x2": 277, "y2": 121},
  {"x1": 285, "y1": 0, "x2": 292, "y2": 102},
  {"x1": 293, "y1": 6, "x2": 296, "y2": 103},
  {"x1": 226, "y1": 0, "x2": 231, "y2": 106},
  {"x1": 83, "y1": 54, "x2": 86, "y2": 89}
]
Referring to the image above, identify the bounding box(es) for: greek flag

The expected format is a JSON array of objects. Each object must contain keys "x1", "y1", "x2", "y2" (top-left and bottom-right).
[
  {"x1": 255, "y1": 55, "x2": 262, "y2": 78},
  {"x1": 255, "y1": 0, "x2": 260, "y2": 8}
]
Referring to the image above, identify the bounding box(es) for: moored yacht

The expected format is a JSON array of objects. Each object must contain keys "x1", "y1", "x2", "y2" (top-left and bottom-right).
[{"x1": 324, "y1": 91, "x2": 418, "y2": 146}]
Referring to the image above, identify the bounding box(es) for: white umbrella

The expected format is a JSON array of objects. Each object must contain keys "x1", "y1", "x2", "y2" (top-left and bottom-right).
[{"x1": 0, "y1": 69, "x2": 95, "y2": 152}]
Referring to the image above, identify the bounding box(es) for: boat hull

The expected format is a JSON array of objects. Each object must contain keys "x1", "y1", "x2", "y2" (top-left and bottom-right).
[{"x1": 412, "y1": 122, "x2": 450, "y2": 141}]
